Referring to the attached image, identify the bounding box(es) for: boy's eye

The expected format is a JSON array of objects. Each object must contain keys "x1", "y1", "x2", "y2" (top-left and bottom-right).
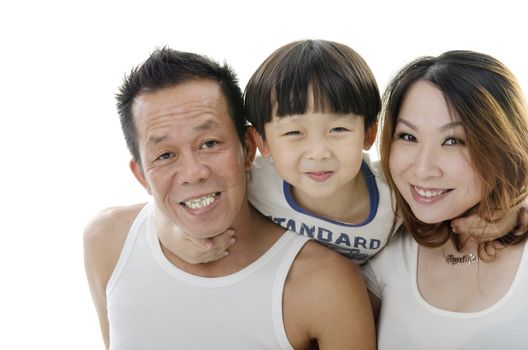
[
  {"x1": 200, "y1": 140, "x2": 219, "y2": 149},
  {"x1": 283, "y1": 130, "x2": 302, "y2": 136},
  {"x1": 443, "y1": 137, "x2": 465, "y2": 146},
  {"x1": 330, "y1": 127, "x2": 349, "y2": 133}
]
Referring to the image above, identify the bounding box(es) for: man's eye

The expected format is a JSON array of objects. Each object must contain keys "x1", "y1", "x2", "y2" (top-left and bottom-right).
[
  {"x1": 157, "y1": 152, "x2": 174, "y2": 160},
  {"x1": 201, "y1": 140, "x2": 219, "y2": 149}
]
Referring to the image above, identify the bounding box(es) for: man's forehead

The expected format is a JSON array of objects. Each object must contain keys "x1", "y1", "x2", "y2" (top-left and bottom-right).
[
  {"x1": 132, "y1": 83, "x2": 232, "y2": 132},
  {"x1": 134, "y1": 82, "x2": 224, "y2": 115},
  {"x1": 145, "y1": 117, "x2": 224, "y2": 145}
]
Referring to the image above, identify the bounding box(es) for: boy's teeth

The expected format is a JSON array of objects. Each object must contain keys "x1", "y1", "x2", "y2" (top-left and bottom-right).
[
  {"x1": 414, "y1": 187, "x2": 444, "y2": 198},
  {"x1": 184, "y1": 193, "x2": 217, "y2": 209}
]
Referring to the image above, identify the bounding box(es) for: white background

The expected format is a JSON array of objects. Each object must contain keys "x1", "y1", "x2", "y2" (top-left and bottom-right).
[{"x1": 1, "y1": 0, "x2": 526, "y2": 348}]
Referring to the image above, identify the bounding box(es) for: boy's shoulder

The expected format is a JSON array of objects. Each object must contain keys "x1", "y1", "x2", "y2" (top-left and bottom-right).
[
  {"x1": 361, "y1": 152, "x2": 383, "y2": 177},
  {"x1": 251, "y1": 155, "x2": 276, "y2": 173},
  {"x1": 249, "y1": 156, "x2": 284, "y2": 195},
  {"x1": 362, "y1": 152, "x2": 391, "y2": 195}
]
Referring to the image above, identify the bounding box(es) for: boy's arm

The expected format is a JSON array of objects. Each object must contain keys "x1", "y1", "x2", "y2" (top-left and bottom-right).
[
  {"x1": 284, "y1": 242, "x2": 376, "y2": 349},
  {"x1": 158, "y1": 226, "x2": 235, "y2": 264},
  {"x1": 153, "y1": 204, "x2": 235, "y2": 264},
  {"x1": 451, "y1": 199, "x2": 528, "y2": 240},
  {"x1": 83, "y1": 204, "x2": 143, "y2": 349}
]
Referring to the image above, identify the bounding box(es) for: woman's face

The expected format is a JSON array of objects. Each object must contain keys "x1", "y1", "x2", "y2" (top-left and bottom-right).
[{"x1": 389, "y1": 80, "x2": 483, "y2": 224}]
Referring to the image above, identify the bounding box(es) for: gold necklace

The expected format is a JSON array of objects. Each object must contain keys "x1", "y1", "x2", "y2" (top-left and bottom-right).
[{"x1": 445, "y1": 253, "x2": 479, "y2": 266}]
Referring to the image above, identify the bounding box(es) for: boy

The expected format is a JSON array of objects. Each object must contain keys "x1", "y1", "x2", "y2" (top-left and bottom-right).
[
  {"x1": 170, "y1": 40, "x2": 392, "y2": 266},
  {"x1": 244, "y1": 39, "x2": 392, "y2": 264}
]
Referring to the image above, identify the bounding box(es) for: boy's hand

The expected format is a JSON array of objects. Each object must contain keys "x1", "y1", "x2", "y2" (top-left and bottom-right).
[
  {"x1": 176, "y1": 229, "x2": 236, "y2": 264},
  {"x1": 451, "y1": 203, "x2": 528, "y2": 241}
]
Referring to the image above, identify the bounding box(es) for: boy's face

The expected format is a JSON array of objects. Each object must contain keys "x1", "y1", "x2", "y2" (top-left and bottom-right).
[{"x1": 257, "y1": 109, "x2": 376, "y2": 204}]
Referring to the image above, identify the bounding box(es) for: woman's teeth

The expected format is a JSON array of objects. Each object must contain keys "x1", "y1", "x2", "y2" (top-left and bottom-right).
[{"x1": 413, "y1": 186, "x2": 446, "y2": 198}]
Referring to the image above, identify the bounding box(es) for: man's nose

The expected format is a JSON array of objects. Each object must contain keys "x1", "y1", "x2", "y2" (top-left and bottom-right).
[{"x1": 177, "y1": 153, "x2": 211, "y2": 185}]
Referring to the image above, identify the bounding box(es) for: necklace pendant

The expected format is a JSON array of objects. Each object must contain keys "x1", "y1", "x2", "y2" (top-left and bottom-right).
[{"x1": 445, "y1": 253, "x2": 479, "y2": 266}]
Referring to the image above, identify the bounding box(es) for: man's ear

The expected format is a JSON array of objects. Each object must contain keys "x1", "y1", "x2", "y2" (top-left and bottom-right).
[
  {"x1": 243, "y1": 127, "x2": 258, "y2": 170},
  {"x1": 130, "y1": 159, "x2": 152, "y2": 194},
  {"x1": 247, "y1": 126, "x2": 271, "y2": 158},
  {"x1": 363, "y1": 122, "x2": 378, "y2": 150}
]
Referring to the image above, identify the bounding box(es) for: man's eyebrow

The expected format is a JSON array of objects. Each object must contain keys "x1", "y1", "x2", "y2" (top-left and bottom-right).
[
  {"x1": 146, "y1": 118, "x2": 223, "y2": 145},
  {"x1": 147, "y1": 135, "x2": 167, "y2": 145},
  {"x1": 193, "y1": 118, "x2": 221, "y2": 132}
]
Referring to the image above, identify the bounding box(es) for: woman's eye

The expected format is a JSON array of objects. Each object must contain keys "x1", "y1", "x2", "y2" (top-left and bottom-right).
[
  {"x1": 443, "y1": 137, "x2": 465, "y2": 146},
  {"x1": 396, "y1": 132, "x2": 416, "y2": 142}
]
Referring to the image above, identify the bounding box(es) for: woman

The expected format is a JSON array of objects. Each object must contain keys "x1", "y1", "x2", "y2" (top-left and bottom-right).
[{"x1": 363, "y1": 50, "x2": 528, "y2": 349}]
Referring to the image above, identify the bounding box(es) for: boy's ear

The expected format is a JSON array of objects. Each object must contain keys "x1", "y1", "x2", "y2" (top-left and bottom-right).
[
  {"x1": 243, "y1": 127, "x2": 257, "y2": 170},
  {"x1": 130, "y1": 159, "x2": 152, "y2": 195},
  {"x1": 363, "y1": 122, "x2": 378, "y2": 150},
  {"x1": 248, "y1": 126, "x2": 271, "y2": 158}
]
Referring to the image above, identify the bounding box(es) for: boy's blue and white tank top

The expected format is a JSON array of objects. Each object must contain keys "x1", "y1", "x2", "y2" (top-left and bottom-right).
[{"x1": 248, "y1": 153, "x2": 394, "y2": 265}]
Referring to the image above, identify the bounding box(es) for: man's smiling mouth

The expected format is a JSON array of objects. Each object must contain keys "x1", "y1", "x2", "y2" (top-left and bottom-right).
[{"x1": 181, "y1": 192, "x2": 220, "y2": 209}]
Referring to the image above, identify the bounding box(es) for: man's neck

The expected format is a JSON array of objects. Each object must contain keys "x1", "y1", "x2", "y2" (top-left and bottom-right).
[{"x1": 158, "y1": 205, "x2": 284, "y2": 277}]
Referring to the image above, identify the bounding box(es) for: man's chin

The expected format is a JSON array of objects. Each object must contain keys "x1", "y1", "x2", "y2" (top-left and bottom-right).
[{"x1": 185, "y1": 227, "x2": 230, "y2": 240}]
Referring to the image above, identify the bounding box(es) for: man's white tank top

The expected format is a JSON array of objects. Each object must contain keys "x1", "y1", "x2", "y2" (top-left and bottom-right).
[{"x1": 106, "y1": 202, "x2": 311, "y2": 350}]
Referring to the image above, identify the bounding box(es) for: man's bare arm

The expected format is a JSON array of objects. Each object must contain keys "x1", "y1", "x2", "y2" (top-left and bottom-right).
[
  {"x1": 284, "y1": 242, "x2": 376, "y2": 349},
  {"x1": 83, "y1": 204, "x2": 144, "y2": 349}
]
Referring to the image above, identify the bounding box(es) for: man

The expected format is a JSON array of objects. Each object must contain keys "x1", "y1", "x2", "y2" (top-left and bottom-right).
[{"x1": 84, "y1": 47, "x2": 375, "y2": 349}]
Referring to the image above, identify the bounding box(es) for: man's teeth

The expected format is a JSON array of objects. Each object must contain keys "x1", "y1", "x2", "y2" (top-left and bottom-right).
[
  {"x1": 184, "y1": 193, "x2": 217, "y2": 209},
  {"x1": 414, "y1": 186, "x2": 445, "y2": 198}
]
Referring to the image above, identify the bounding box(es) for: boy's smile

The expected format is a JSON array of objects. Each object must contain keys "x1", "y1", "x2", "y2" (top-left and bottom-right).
[{"x1": 305, "y1": 170, "x2": 334, "y2": 182}]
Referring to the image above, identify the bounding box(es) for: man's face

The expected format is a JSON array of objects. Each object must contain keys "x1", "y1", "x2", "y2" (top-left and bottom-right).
[{"x1": 130, "y1": 80, "x2": 254, "y2": 238}]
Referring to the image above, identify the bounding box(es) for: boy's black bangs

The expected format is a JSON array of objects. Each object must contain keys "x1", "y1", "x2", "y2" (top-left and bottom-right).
[{"x1": 272, "y1": 64, "x2": 370, "y2": 118}]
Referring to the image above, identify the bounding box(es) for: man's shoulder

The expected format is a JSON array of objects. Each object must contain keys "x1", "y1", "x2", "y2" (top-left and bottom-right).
[
  {"x1": 83, "y1": 203, "x2": 147, "y2": 265},
  {"x1": 85, "y1": 203, "x2": 145, "y2": 238},
  {"x1": 293, "y1": 240, "x2": 360, "y2": 277},
  {"x1": 283, "y1": 240, "x2": 375, "y2": 348},
  {"x1": 286, "y1": 241, "x2": 363, "y2": 300},
  {"x1": 83, "y1": 203, "x2": 147, "y2": 315}
]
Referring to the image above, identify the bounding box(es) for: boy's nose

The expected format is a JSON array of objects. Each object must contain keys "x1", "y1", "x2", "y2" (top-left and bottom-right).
[{"x1": 305, "y1": 141, "x2": 331, "y2": 160}]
